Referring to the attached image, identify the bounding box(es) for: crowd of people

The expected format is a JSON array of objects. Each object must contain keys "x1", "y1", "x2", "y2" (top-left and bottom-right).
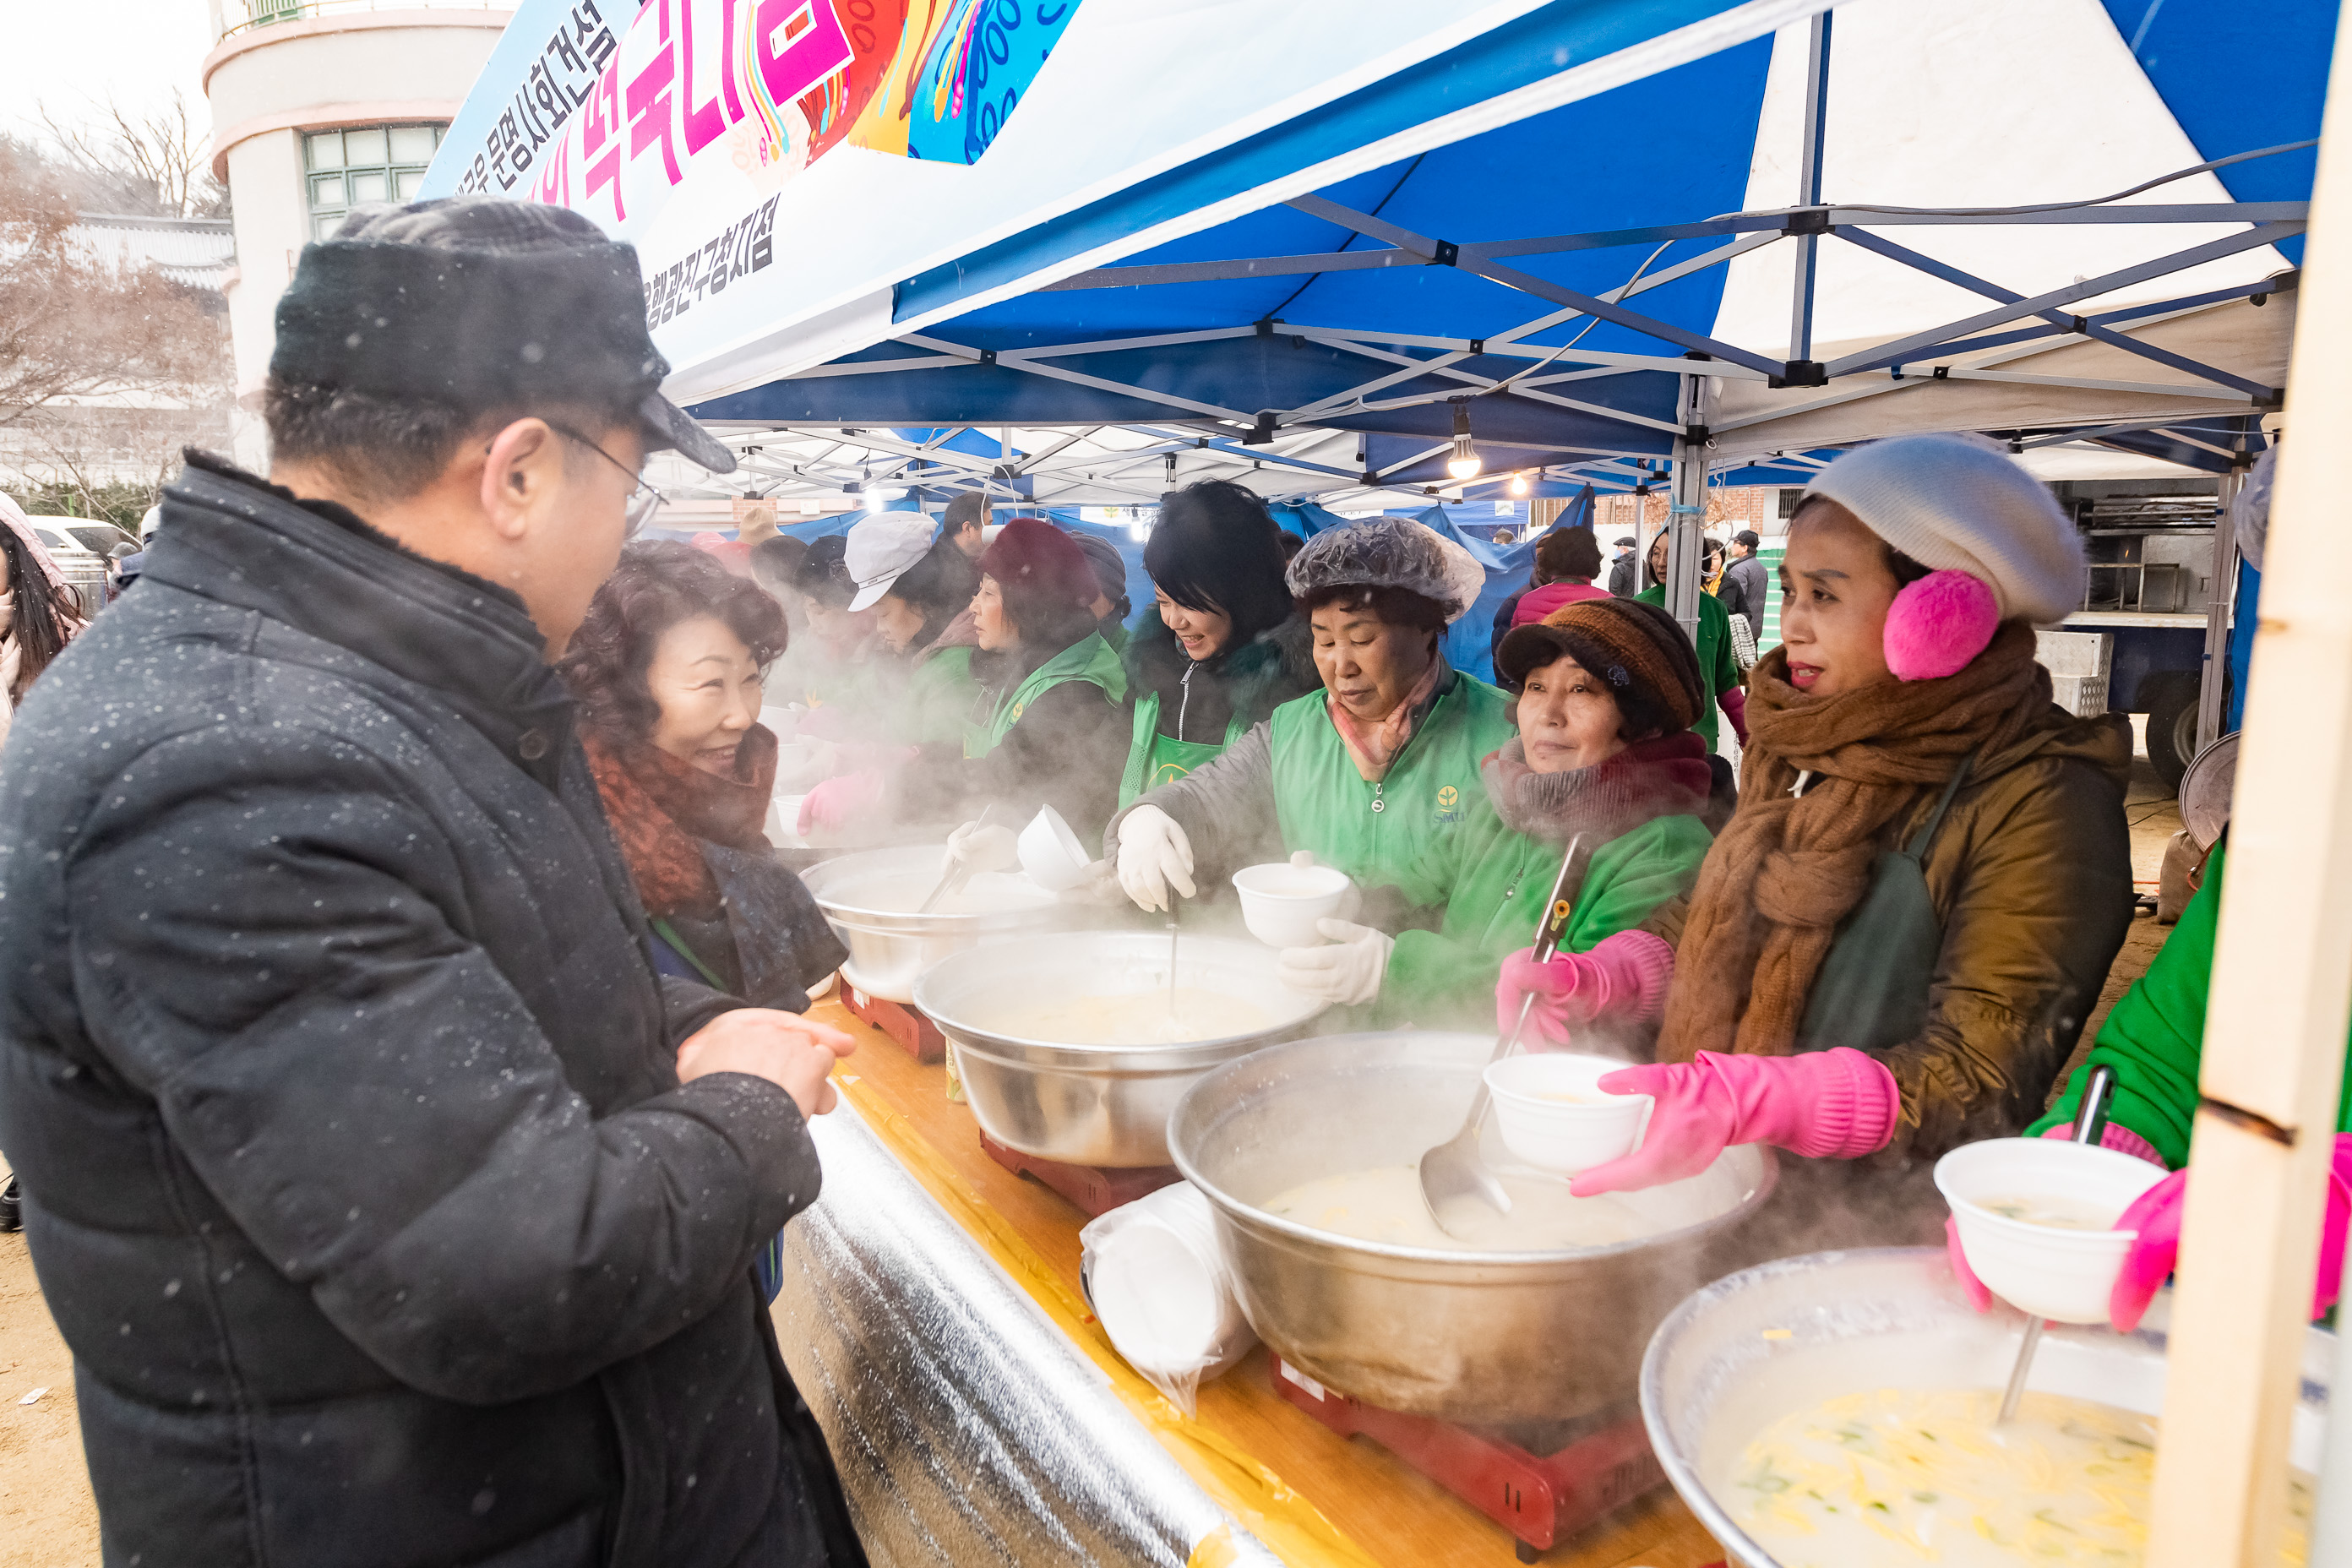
[{"x1": 0, "y1": 193, "x2": 2340, "y2": 1566}]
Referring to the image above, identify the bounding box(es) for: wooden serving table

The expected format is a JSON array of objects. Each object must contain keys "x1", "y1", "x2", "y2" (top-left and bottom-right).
[{"x1": 802, "y1": 997, "x2": 1732, "y2": 1568}]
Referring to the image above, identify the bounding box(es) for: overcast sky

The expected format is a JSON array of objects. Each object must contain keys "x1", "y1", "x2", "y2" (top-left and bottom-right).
[{"x1": 2, "y1": 0, "x2": 215, "y2": 145}]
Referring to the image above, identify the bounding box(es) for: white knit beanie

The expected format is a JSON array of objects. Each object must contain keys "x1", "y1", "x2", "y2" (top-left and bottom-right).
[{"x1": 1801, "y1": 434, "x2": 2085, "y2": 623}]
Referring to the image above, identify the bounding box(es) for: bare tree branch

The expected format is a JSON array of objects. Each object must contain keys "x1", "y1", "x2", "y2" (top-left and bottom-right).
[{"x1": 35, "y1": 92, "x2": 227, "y2": 220}]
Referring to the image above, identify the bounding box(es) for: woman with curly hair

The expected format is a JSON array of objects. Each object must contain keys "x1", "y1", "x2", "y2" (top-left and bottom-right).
[{"x1": 558, "y1": 542, "x2": 845, "y2": 1011}]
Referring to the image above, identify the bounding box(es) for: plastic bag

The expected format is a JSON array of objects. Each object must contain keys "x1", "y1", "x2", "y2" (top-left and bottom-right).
[{"x1": 1079, "y1": 1181, "x2": 1256, "y2": 1416}]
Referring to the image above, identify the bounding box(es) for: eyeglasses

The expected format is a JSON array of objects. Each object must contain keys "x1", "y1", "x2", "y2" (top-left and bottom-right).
[{"x1": 542, "y1": 420, "x2": 666, "y2": 536}]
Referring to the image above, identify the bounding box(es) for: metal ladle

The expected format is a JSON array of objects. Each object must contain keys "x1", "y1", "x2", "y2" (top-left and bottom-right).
[
  {"x1": 1419, "y1": 836, "x2": 1587, "y2": 1239},
  {"x1": 1995, "y1": 1064, "x2": 2116, "y2": 1424},
  {"x1": 917, "y1": 802, "x2": 1006, "y2": 914}
]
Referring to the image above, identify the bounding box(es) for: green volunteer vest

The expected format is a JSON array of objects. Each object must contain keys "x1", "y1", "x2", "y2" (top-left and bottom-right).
[
  {"x1": 1118, "y1": 691, "x2": 1250, "y2": 809},
  {"x1": 902, "y1": 644, "x2": 980, "y2": 748},
  {"x1": 964, "y1": 633, "x2": 1127, "y2": 760},
  {"x1": 1266, "y1": 673, "x2": 1516, "y2": 890}
]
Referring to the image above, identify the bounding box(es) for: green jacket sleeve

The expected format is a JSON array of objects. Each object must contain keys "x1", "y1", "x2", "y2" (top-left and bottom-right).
[
  {"x1": 1377, "y1": 814, "x2": 1709, "y2": 1030},
  {"x1": 1700, "y1": 595, "x2": 1740, "y2": 697},
  {"x1": 2030, "y1": 845, "x2": 2352, "y2": 1168},
  {"x1": 2026, "y1": 849, "x2": 2220, "y2": 1168},
  {"x1": 1560, "y1": 814, "x2": 1714, "y2": 955}
]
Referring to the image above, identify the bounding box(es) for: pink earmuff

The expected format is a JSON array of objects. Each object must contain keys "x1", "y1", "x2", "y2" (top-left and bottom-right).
[{"x1": 1883, "y1": 569, "x2": 1999, "y2": 681}]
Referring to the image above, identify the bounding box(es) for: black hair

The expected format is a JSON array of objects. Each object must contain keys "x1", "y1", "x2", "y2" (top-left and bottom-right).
[
  {"x1": 0, "y1": 531, "x2": 77, "y2": 692},
  {"x1": 1146, "y1": 480, "x2": 1293, "y2": 645},
  {"x1": 791, "y1": 534, "x2": 855, "y2": 609},
  {"x1": 1533, "y1": 525, "x2": 1602, "y2": 585},
  {"x1": 748, "y1": 534, "x2": 807, "y2": 596},
  {"x1": 1788, "y1": 495, "x2": 1934, "y2": 589},
  {"x1": 943, "y1": 493, "x2": 988, "y2": 533},
  {"x1": 997, "y1": 579, "x2": 1101, "y2": 654},
  {"x1": 262, "y1": 378, "x2": 640, "y2": 504},
  {"x1": 1293, "y1": 582, "x2": 1448, "y2": 655},
  {"x1": 884, "y1": 534, "x2": 982, "y2": 646}
]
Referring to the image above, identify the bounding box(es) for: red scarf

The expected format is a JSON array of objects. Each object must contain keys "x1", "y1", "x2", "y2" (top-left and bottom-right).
[{"x1": 582, "y1": 725, "x2": 776, "y2": 917}]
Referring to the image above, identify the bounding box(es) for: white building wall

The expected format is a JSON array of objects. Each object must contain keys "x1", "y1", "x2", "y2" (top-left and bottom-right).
[{"x1": 204, "y1": 6, "x2": 512, "y2": 467}]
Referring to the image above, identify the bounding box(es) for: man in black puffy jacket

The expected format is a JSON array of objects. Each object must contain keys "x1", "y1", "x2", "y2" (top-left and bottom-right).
[{"x1": 0, "y1": 199, "x2": 866, "y2": 1567}]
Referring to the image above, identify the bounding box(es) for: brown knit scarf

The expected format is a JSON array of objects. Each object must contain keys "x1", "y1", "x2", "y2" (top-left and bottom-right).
[
  {"x1": 1657, "y1": 620, "x2": 2055, "y2": 1061},
  {"x1": 581, "y1": 725, "x2": 776, "y2": 918}
]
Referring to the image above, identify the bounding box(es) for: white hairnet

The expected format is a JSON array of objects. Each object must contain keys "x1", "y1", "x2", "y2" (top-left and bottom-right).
[{"x1": 1284, "y1": 518, "x2": 1488, "y2": 624}]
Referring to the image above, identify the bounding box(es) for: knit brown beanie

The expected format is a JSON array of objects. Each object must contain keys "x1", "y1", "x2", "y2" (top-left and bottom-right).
[{"x1": 1495, "y1": 596, "x2": 1705, "y2": 733}]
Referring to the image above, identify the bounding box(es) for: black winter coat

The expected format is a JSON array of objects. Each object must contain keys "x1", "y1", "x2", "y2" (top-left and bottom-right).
[
  {"x1": 0, "y1": 456, "x2": 863, "y2": 1568},
  {"x1": 1124, "y1": 613, "x2": 1318, "y2": 749}
]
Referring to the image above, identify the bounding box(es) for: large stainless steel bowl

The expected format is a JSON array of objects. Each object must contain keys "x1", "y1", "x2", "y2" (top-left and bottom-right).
[
  {"x1": 1170, "y1": 1032, "x2": 1778, "y2": 1429},
  {"x1": 915, "y1": 932, "x2": 1326, "y2": 1168},
  {"x1": 802, "y1": 846, "x2": 1075, "y2": 1004},
  {"x1": 1640, "y1": 1247, "x2": 2336, "y2": 1566}
]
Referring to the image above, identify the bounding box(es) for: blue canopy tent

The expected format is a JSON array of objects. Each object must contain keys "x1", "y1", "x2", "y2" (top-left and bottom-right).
[
  {"x1": 429, "y1": 0, "x2": 2328, "y2": 683},
  {"x1": 675, "y1": 0, "x2": 2323, "y2": 662}
]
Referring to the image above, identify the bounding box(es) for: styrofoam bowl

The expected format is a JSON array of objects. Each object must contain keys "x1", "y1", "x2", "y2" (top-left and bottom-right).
[
  {"x1": 1484, "y1": 1053, "x2": 1649, "y2": 1176},
  {"x1": 1935, "y1": 1137, "x2": 2169, "y2": 1324},
  {"x1": 1232, "y1": 862, "x2": 1354, "y2": 948},
  {"x1": 1017, "y1": 805, "x2": 1092, "y2": 893}
]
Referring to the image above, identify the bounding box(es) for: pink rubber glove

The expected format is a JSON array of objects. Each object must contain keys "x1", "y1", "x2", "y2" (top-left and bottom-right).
[
  {"x1": 1718, "y1": 684, "x2": 1750, "y2": 748},
  {"x1": 2111, "y1": 1133, "x2": 2352, "y2": 1333},
  {"x1": 1494, "y1": 930, "x2": 1674, "y2": 1047},
  {"x1": 798, "y1": 770, "x2": 888, "y2": 837},
  {"x1": 1570, "y1": 1048, "x2": 1900, "y2": 1198},
  {"x1": 1946, "y1": 1214, "x2": 1993, "y2": 1312},
  {"x1": 2039, "y1": 1117, "x2": 2166, "y2": 1168}
]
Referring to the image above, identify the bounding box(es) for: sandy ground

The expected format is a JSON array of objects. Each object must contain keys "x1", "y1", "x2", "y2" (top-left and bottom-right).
[
  {"x1": 0, "y1": 1214, "x2": 99, "y2": 1567},
  {"x1": 0, "y1": 735, "x2": 2197, "y2": 1564}
]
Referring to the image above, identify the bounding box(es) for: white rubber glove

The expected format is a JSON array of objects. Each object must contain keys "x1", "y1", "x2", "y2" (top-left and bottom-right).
[
  {"x1": 1058, "y1": 858, "x2": 1127, "y2": 907},
  {"x1": 1276, "y1": 919, "x2": 1394, "y2": 1006},
  {"x1": 1115, "y1": 805, "x2": 1196, "y2": 913},
  {"x1": 945, "y1": 820, "x2": 1020, "y2": 874}
]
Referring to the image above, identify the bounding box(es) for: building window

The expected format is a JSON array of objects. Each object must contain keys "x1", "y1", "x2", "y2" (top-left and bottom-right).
[{"x1": 305, "y1": 125, "x2": 444, "y2": 239}]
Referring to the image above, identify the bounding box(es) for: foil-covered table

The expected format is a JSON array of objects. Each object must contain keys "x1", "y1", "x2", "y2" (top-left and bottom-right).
[{"x1": 773, "y1": 1094, "x2": 1283, "y2": 1566}]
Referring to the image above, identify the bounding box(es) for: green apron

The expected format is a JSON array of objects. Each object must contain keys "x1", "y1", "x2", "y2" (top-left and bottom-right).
[
  {"x1": 964, "y1": 632, "x2": 1127, "y2": 760},
  {"x1": 1265, "y1": 674, "x2": 1516, "y2": 890},
  {"x1": 1798, "y1": 752, "x2": 1978, "y2": 1054},
  {"x1": 902, "y1": 644, "x2": 980, "y2": 748},
  {"x1": 1117, "y1": 691, "x2": 1250, "y2": 808}
]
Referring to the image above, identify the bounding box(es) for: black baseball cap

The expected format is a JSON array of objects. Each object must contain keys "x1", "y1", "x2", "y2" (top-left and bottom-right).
[
  {"x1": 270, "y1": 198, "x2": 733, "y2": 472},
  {"x1": 1733, "y1": 529, "x2": 1761, "y2": 549}
]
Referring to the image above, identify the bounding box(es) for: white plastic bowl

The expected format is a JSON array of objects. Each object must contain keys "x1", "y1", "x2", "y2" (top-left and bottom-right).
[
  {"x1": 1232, "y1": 861, "x2": 1353, "y2": 948},
  {"x1": 1935, "y1": 1137, "x2": 2169, "y2": 1324},
  {"x1": 1016, "y1": 805, "x2": 1092, "y2": 893},
  {"x1": 1484, "y1": 1053, "x2": 1649, "y2": 1176}
]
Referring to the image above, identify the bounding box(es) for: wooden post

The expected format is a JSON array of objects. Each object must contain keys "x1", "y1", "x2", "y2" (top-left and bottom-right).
[{"x1": 2145, "y1": 8, "x2": 2352, "y2": 1563}]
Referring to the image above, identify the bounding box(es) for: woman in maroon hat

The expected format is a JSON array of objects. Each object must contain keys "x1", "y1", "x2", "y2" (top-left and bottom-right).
[{"x1": 897, "y1": 516, "x2": 1133, "y2": 851}]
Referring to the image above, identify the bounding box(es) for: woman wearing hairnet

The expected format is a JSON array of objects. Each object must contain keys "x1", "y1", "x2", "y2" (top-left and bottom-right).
[{"x1": 1107, "y1": 517, "x2": 1512, "y2": 908}]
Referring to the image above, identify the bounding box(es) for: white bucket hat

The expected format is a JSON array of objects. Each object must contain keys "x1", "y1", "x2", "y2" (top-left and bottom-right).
[
  {"x1": 1801, "y1": 433, "x2": 2086, "y2": 623},
  {"x1": 843, "y1": 512, "x2": 939, "y2": 612}
]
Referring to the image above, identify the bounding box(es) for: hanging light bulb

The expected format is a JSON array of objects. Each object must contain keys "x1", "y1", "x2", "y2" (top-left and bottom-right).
[
  {"x1": 1508, "y1": 472, "x2": 1530, "y2": 498},
  {"x1": 1446, "y1": 401, "x2": 1482, "y2": 481}
]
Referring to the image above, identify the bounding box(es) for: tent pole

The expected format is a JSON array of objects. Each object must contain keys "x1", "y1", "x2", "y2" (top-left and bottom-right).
[
  {"x1": 1787, "y1": 10, "x2": 1832, "y2": 364},
  {"x1": 1663, "y1": 373, "x2": 1708, "y2": 642},
  {"x1": 2145, "y1": 7, "x2": 2352, "y2": 1561},
  {"x1": 2196, "y1": 436, "x2": 2246, "y2": 754}
]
